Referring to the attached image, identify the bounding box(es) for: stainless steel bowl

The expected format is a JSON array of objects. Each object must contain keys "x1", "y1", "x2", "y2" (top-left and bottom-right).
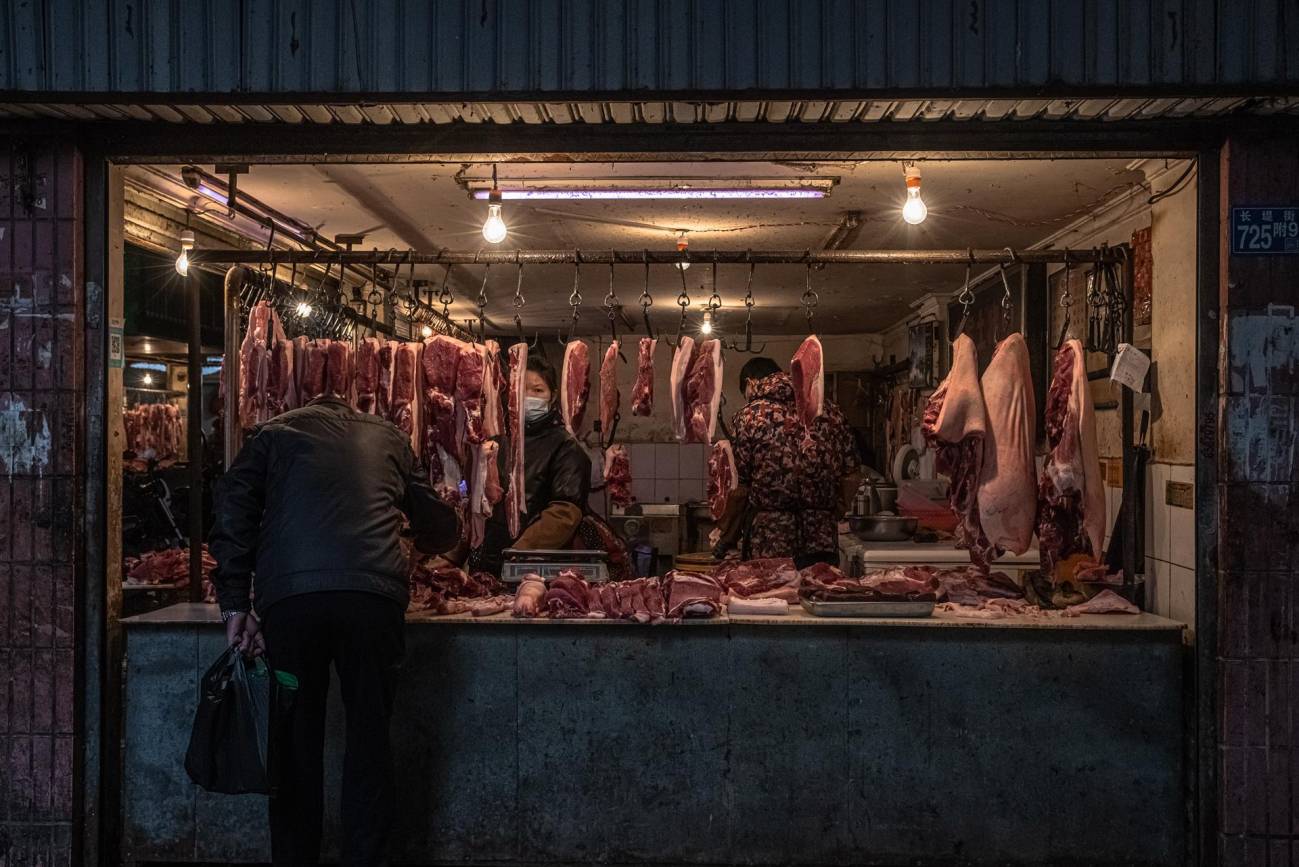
[{"x1": 848, "y1": 515, "x2": 919, "y2": 542}]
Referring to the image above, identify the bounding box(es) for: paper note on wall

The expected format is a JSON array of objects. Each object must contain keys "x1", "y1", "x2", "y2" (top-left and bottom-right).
[{"x1": 1109, "y1": 343, "x2": 1151, "y2": 392}]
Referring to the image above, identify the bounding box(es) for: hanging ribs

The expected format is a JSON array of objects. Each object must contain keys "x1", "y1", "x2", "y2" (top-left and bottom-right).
[{"x1": 631, "y1": 337, "x2": 656, "y2": 417}]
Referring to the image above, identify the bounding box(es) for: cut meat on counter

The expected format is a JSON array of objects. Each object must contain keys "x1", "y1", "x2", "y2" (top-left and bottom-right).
[
  {"x1": 790, "y1": 335, "x2": 825, "y2": 426},
  {"x1": 921, "y1": 334, "x2": 992, "y2": 565},
  {"x1": 387, "y1": 342, "x2": 422, "y2": 454},
  {"x1": 662, "y1": 570, "x2": 726, "y2": 618},
  {"x1": 682, "y1": 338, "x2": 723, "y2": 443},
  {"x1": 798, "y1": 563, "x2": 941, "y2": 603},
  {"x1": 715, "y1": 557, "x2": 799, "y2": 602},
  {"x1": 506, "y1": 343, "x2": 528, "y2": 537},
  {"x1": 929, "y1": 566, "x2": 1023, "y2": 606},
  {"x1": 603, "y1": 445, "x2": 633, "y2": 507},
  {"x1": 1038, "y1": 338, "x2": 1106, "y2": 585},
  {"x1": 599, "y1": 341, "x2": 621, "y2": 437},
  {"x1": 631, "y1": 337, "x2": 656, "y2": 416},
  {"x1": 560, "y1": 340, "x2": 591, "y2": 435},
  {"x1": 544, "y1": 569, "x2": 604, "y2": 619},
  {"x1": 669, "y1": 336, "x2": 696, "y2": 442},
  {"x1": 727, "y1": 596, "x2": 789, "y2": 615},
  {"x1": 512, "y1": 576, "x2": 547, "y2": 617},
  {"x1": 707, "y1": 439, "x2": 737, "y2": 521},
  {"x1": 355, "y1": 337, "x2": 383, "y2": 414},
  {"x1": 977, "y1": 333, "x2": 1038, "y2": 556},
  {"x1": 124, "y1": 545, "x2": 215, "y2": 587},
  {"x1": 1062, "y1": 589, "x2": 1139, "y2": 616},
  {"x1": 407, "y1": 559, "x2": 505, "y2": 614}
]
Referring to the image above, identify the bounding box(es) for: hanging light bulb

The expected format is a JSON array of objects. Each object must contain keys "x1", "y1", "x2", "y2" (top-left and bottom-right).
[
  {"x1": 675, "y1": 234, "x2": 690, "y2": 270},
  {"x1": 482, "y1": 164, "x2": 507, "y2": 244},
  {"x1": 901, "y1": 163, "x2": 927, "y2": 225},
  {"x1": 420, "y1": 323, "x2": 434, "y2": 339},
  {"x1": 142, "y1": 373, "x2": 154, "y2": 386},
  {"x1": 700, "y1": 308, "x2": 714, "y2": 335},
  {"x1": 295, "y1": 300, "x2": 313, "y2": 318},
  {"x1": 175, "y1": 229, "x2": 195, "y2": 276}
]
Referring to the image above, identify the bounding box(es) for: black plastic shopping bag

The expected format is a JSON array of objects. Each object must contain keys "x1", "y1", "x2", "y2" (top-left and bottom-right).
[{"x1": 184, "y1": 646, "x2": 297, "y2": 795}]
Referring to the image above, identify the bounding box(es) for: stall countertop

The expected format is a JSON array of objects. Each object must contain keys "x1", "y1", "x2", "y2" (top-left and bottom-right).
[{"x1": 122, "y1": 602, "x2": 1184, "y2": 632}]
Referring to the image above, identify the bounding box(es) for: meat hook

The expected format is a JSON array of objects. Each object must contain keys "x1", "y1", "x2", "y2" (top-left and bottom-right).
[{"x1": 639, "y1": 252, "x2": 657, "y2": 341}]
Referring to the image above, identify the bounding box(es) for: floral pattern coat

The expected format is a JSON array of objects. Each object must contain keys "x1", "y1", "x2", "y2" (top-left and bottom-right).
[{"x1": 730, "y1": 373, "x2": 858, "y2": 558}]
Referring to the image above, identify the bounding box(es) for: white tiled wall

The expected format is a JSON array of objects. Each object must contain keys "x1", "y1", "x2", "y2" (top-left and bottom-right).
[
  {"x1": 625, "y1": 442, "x2": 709, "y2": 506},
  {"x1": 1139, "y1": 461, "x2": 1197, "y2": 635}
]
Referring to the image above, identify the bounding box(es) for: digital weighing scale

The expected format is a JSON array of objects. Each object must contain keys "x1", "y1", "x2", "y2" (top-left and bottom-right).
[{"x1": 501, "y1": 549, "x2": 609, "y2": 584}]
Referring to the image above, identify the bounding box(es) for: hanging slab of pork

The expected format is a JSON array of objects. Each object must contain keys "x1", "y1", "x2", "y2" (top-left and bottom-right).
[
  {"x1": 669, "y1": 336, "x2": 697, "y2": 442},
  {"x1": 976, "y1": 333, "x2": 1038, "y2": 556},
  {"x1": 631, "y1": 337, "x2": 656, "y2": 416},
  {"x1": 600, "y1": 340, "x2": 620, "y2": 437},
  {"x1": 921, "y1": 334, "x2": 992, "y2": 566},
  {"x1": 468, "y1": 440, "x2": 503, "y2": 548},
  {"x1": 354, "y1": 336, "x2": 383, "y2": 415},
  {"x1": 603, "y1": 444, "x2": 633, "y2": 507},
  {"x1": 1038, "y1": 338, "x2": 1106, "y2": 585},
  {"x1": 481, "y1": 340, "x2": 503, "y2": 439},
  {"x1": 421, "y1": 335, "x2": 470, "y2": 499},
  {"x1": 790, "y1": 334, "x2": 825, "y2": 427},
  {"x1": 506, "y1": 343, "x2": 527, "y2": 537},
  {"x1": 707, "y1": 439, "x2": 737, "y2": 520},
  {"x1": 264, "y1": 308, "x2": 295, "y2": 419},
  {"x1": 684, "y1": 338, "x2": 724, "y2": 444},
  {"x1": 560, "y1": 339, "x2": 591, "y2": 435},
  {"x1": 388, "y1": 341, "x2": 422, "y2": 456},
  {"x1": 324, "y1": 340, "x2": 353, "y2": 402}
]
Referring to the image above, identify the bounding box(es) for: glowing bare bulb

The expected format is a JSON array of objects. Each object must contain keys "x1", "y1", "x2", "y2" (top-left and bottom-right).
[
  {"x1": 902, "y1": 170, "x2": 927, "y2": 225},
  {"x1": 675, "y1": 235, "x2": 690, "y2": 270},
  {"x1": 176, "y1": 229, "x2": 195, "y2": 276},
  {"x1": 296, "y1": 301, "x2": 313, "y2": 317},
  {"x1": 420, "y1": 324, "x2": 434, "y2": 338},
  {"x1": 700, "y1": 309, "x2": 714, "y2": 335},
  {"x1": 482, "y1": 202, "x2": 507, "y2": 244},
  {"x1": 142, "y1": 373, "x2": 154, "y2": 386}
]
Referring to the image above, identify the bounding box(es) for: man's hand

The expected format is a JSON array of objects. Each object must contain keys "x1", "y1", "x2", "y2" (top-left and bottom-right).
[{"x1": 225, "y1": 612, "x2": 265, "y2": 658}]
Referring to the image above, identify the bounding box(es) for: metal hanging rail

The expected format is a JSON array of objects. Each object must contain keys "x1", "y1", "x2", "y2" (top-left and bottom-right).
[{"x1": 191, "y1": 247, "x2": 1124, "y2": 266}]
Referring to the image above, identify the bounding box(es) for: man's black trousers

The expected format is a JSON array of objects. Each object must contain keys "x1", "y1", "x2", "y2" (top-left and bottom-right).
[{"x1": 262, "y1": 591, "x2": 405, "y2": 867}]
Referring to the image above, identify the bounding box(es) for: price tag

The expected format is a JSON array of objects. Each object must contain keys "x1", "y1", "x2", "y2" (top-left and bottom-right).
[
  {"x1": 1109, "y1": 343, "x2": 1150, "y2": 392},
  {"x1": 1231, "y1": 207, "x2": 1299, "y2": 255}
]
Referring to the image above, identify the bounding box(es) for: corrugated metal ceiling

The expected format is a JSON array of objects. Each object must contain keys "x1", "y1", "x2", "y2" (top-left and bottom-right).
[
  {"x1": 2, "y1": 0, "x2": 1296, "y2": 97},
  {"x1": 3, "y1": 96, "x2": 1298, "y2": 125}
]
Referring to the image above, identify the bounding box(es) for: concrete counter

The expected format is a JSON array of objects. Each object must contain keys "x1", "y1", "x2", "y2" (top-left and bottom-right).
[
  {"x1": 125, "y1": 601, "x2": 1185, "y2": 631},
  {"x1": 122, "y1": 603, "x2": 1186, "y2": 866}
]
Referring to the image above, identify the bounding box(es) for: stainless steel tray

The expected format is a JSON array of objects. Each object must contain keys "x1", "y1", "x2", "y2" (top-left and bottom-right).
[{"x1": 799, "y1": 598, "x2": 935, "y2": 618}]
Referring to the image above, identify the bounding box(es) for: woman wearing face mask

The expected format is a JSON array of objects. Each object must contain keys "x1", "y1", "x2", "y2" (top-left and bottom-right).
[{"x1": 448, "y1": 353, "x2": 631, "y2": 579}]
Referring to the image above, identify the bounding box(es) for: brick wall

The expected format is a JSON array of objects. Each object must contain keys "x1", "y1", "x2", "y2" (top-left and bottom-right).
[
  {"x1": 1217, "y1": 137, "x2": 1299, "y2": 866},
  {"x1": 0, "y1": 142, "x2": 82, "y2": 866}
]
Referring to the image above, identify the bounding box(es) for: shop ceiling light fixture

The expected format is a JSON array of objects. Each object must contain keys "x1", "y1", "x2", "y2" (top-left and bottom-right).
[
  {"x1": 471, "y1": 188, "x2": 826, "y2": 200},
  {"x1": 481, "y1": 164, "x2": 508, "y2": 244},
  {"x1": 465, "y1": 175, "x2": 836, "y2": 201},
  {"x1": 901, "y1": 162, "x2": 927, "y2": 225},
  {"x1": 420, "y1": 324, "x2": 434, "y2": 338},
  {"x1": 175, "y1": 229, "x2": 195, "y2": 276},
  {"x1": 675, "y1": 234, "x2": 691, "y2": 271}
]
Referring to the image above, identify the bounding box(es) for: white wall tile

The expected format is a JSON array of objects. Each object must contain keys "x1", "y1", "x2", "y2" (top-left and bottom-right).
[
  {"x1": 1149, "y1": 559, "x2": 1172, "y2": 619},
  {"x1": 1168, "y1": 564, "x2": 1196, "y2": 634},
  {"x1": 1169, "y1": 498, "x2": 1195, "y2": 569},
  {"x1": 1150, "y1": 463, "x2": 1171, "y2": 564},
  {"x1": 631, "y1": 476, "x2": 655, "y2": 504},
  {"x1": 1170, "y1": 463, "x2": 1194, "y2": 485},
  {"x1": 630, "y1": 443, "x2": 656, "y2": 478},
  {"x1": 1144, "y1": 557, "x2": 1161, "y2": 616},
  {"x1": 1143, "y1": 463, "x2": 1155, "y2": 562},
  {"x1": 653, "y1": 479, "x2": 679, "y2": 503},
  {"x1": 679, "y1": 478, "x2": 705, "y2": 503},
  {"x1": 654, "y1": 444, "x2": 680, "y2": 479},
  {"x1": 682, "y1": 444, "x2": 707, "y2": 479}
]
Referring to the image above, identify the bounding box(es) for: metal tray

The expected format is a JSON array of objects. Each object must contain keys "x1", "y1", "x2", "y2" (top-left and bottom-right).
[{"x1": 799, "y1": 598, "x2": 935, "y2": 618}]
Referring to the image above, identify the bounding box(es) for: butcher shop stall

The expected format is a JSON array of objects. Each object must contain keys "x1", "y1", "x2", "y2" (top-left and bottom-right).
[{"x1": 115, "y1": 156, "x2": 1194, "y2": 865}]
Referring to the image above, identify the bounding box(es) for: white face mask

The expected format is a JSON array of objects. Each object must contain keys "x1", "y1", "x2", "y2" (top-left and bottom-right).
[{"x1": 524, "y1": 396, "x2": 550, "y2": 423}]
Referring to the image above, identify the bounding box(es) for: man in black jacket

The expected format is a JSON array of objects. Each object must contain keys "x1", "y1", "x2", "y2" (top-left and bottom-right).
[{"x1": 210, "y1": 395, "x2": 459, "y2": 867}]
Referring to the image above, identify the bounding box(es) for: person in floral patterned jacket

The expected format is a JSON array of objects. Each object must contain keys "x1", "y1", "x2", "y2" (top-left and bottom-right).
[{"x1": 712, "y1": 357, "x2": 862, "y2": 568}]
